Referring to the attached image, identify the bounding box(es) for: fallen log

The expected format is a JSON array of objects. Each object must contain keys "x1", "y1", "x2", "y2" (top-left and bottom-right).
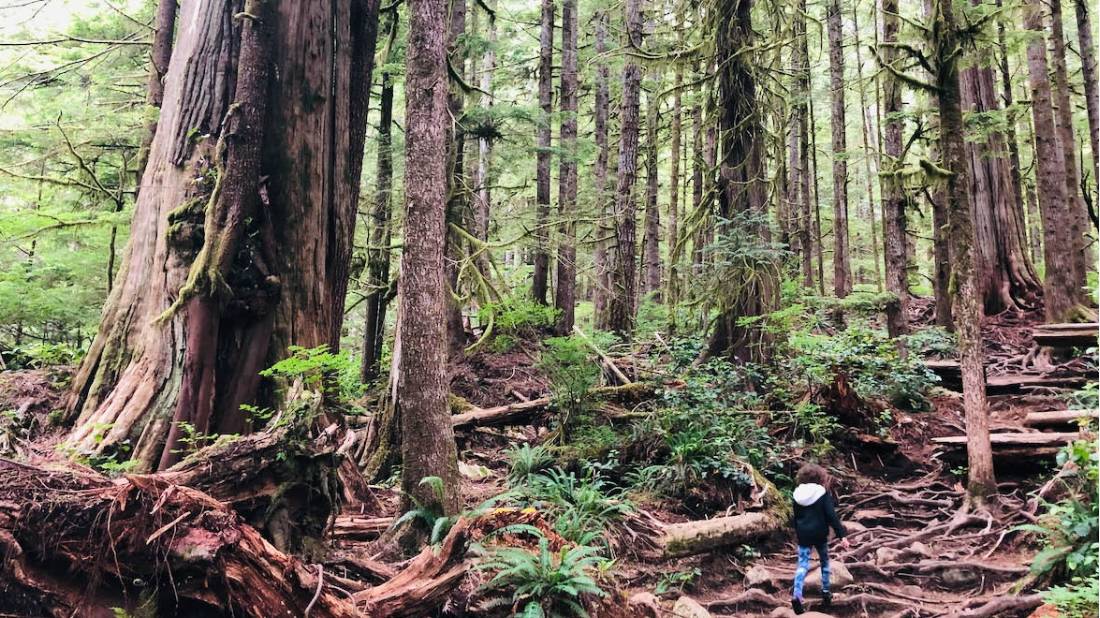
[
  {"x1": 1032, "y1": 323, "x2": 1098, "y2": 348},
  {"x1": 653, "y1": 463, "x2": 789, "y2": 559},
  {"x1": 333, "y1": 514, "x2": 394, "y2": 542},
  {"x1": 1022, "y1": 409, "x2": 1099, "y2": 428},
  {"x1": 924, "y1": 361, "x2": 1090, "y2": 394},
  {"x1": 451, "y1": 382, "x2": 656, "y2": 429},
  {"x1": 932, "y1": 432, "x2": 1082, "y2": 447}
]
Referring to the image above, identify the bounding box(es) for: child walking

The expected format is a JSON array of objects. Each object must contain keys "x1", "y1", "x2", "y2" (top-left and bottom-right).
[{"x1": 790, "y1": 463, "x2": 848, "y2": 615}]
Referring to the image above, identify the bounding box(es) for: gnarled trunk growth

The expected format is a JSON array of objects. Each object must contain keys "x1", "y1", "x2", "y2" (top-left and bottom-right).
[{"x1": 66, "y1": 0, "x2": 381, "y2": 471}]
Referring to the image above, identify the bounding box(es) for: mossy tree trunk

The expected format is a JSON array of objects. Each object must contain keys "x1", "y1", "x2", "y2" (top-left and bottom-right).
[{"x1": 66, "y1": 0, "x2": 381, "y2": 471}]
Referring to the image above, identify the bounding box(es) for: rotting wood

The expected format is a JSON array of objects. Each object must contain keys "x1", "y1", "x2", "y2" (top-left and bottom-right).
[
  {"x1": 1023, "y1": 409, "x2": 1099, "y2": 427},
  {"x1": 450, "y1": 382, "x2": 655, "y2": 429},
  {"x1": 932, "y1": 432, "x2": 1082, "y2": 447}
]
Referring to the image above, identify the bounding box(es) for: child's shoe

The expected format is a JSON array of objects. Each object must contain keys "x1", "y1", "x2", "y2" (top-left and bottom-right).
[
  {"x1": 822, "y1": 591, "x2": 833, "y2": 608},
  {"x1": 791, "y1": 598, "x2": 805, "y2": 615}
]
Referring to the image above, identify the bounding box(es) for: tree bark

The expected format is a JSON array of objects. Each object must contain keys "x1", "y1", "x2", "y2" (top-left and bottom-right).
[
  {"x1": 827, "y1": 0, "x2": 852, "y2": 297},
  {"x1": 531, "y1": 0, "x2": 554, "y2": 305},
  {"x1": 554, "y1": 0, "x2": 578, "y2": 334},
  {"x1": 853, "y1": 2, "x2": 883, "y2": 292},
  {"x1": 667, "y1": 59, "x2": 683, "y2": 326},
  {"x1": 135, "y1": 0, "x2": 178, "y2": 179},
  {"x1": 592, "y1": 10, "x2": 611, "y2": 326},
  {"x1": 880, "y1": 0, "x2": 909, "y2": 337},
  {"x1": 691, "y1": 63, "x2": 705, "y2": 278},
  {"x1": 1023, "y1": 0, "x2": 1081, "y2": 322},
  {"x1": 643, "y1": 88, "x2": 662, "y2": 300},
  {"x1": 474, "y1": 1, "x2": 496, "y2": 272},
  {"x1": 796, "y1": 0, "x2": 814, "y2": 290},
  {"x1": 810, "y1": 95, "x2": 826, "y2": 295},
  {"x1": 445, "y1": 0, "x2": 468, "y2": 363},
  {"x1": 399, "y1": 0, "x2": 461, "y2": 517},
  {"x1": 1048, "y1": 0, "x2": 1090, "y2": 293},
  {"x1": 1076, "y1": 0, "x2": 1100, "y2": 188},
  {"x1": 362, "y1": 10, "x2": 400, "y2": 383},
  {"x1": 67, "y1": 0, "x2": 381, "y2": 470},
  {"x1": 936, "y1": 0, "x2": 996, "y2": 500},
  {"x1": 606, "y1": 0, "x2": 643, "y2": 338}
]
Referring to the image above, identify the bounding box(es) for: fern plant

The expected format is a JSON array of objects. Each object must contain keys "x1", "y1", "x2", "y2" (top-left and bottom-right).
[
  {"x1": 507, "y1": 443, "x2": 554, "y2": 485},
  {"x1": 478, "y1": 534, "x2": 607, "y2": 618}
]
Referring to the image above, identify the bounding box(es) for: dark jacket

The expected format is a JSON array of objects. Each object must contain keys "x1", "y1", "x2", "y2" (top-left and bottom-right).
[{"x1": 791, "y1": 483, "x2": 846, "y2": 547}]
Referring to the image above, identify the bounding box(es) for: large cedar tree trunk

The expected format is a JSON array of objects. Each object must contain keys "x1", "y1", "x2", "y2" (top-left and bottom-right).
[
  {"x1": 606, "y1": 0, "x2": 643, "y2": 337},
  {"x1": 531, "y1": 0, "x2": 554, "y2": 304},
  {"x1": 399, "y1": 0, "x2": 461, "y2": 517},
  {"x1": 554, "y1": 0, "x2": 578, "y2": 334},
  {"x1": 826, "y1": 0, "x2": 852, "y2": 297},
  {"x1": 1076, "y1": 0, "x2": 1100, "y2": 186},
  {"x1": 67, "y1": 0, "x2": 380, "y2": 471}
]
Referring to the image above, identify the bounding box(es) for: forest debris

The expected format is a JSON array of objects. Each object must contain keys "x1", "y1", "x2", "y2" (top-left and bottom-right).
[
  {"x1": 1031, "y1": 322, "x2": 1098, "y2": 348},
  {"x1": 1022, "y1": 409, "x2": 1099, "y2": 427},
  {"x1": 572, "y1": 324, "x2": 633, "y2": 385},
  {"x1": 932, "y1": 432, "x2": 1082, "y2": 447},
  {"x1": 332, "y1": 515, "x2": 394, "y2": 542},
  {"x1": 450, "y1": 382, "x2": 656, "y2": 429}
]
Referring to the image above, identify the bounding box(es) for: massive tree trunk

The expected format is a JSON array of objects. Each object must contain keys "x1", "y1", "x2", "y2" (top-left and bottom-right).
[
  {"x1": 879, "y1": 0, "x2": 909, "y2": 337},
  {"x1": 362, "y1": 9, "x2": 400, "y2": 383},
  {"x1": 1076, "y1": 0, "x2": 1100, "y2": 188},
  {"x1": 1047, "y1": 0, "x2": 1090, "y2": 294},
  {"x1": 399, "y1": 0, "x2": 461, "y2": 517},
  {"x1": 1023, "y1": 0, "x2": 1082, "y2": 322},
  {"x1": 606, "y1": 0, "x2": 643, "y2": 338},
  {"x1": 936, "y1": 0, "x2": 995, "y2": 501},
  {"x1": 554, "y1": 0, "x2": 578, "y2": 333},
  {"x1": 826, "y1": 0, "x2": 851, "y2": 298},
  {"x1": 643, "y1": 88, "x2": 662, "y2": 300},
  {"x1": 531, "y1": 0, "x2": 554, "y2": 305},
  {"x1": 959, "y1": 53, "x2": 1041, "y2": 314},
  {"x1": 67, "y1": 0, "x2": 381, "y2": 471},
  {"x1": 592, "y1": 10, "x2": 611, "y2": 326},
  {"x1": 136, "y1": 0, "x2": 179, "y2": 178},
  {"x1": 705, "y1": 0, "x2": 777, "y2": 363}
]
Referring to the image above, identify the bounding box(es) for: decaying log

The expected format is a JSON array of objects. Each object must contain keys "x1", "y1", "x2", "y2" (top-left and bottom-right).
[
  {"x1": 1022, "y1": 409, "x2": 1099, "y2": 427},
  {"x1": 333, "y1": 514, "x2": 394, "y2": 542},
  {"x1": 653, "y1": 463, "x2": 789, "y2": 559},
  {"x1": 932, "y1": 432, "x2": 1082, "y2": 447},
  {"x1": 1031, "y1": 323, "x2": 1098, "y2": 348},
  {"x1": 923, "y1": 360, "x2": 1090, "y2": 394},
  {"x1": 451, "y1": 382, "x2": 656, "y2": 429}
]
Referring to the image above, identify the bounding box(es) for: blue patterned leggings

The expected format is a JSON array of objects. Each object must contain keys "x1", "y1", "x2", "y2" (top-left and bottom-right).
[{"x1": 792, "y1": 542, "x2": 830, "y2": 600}]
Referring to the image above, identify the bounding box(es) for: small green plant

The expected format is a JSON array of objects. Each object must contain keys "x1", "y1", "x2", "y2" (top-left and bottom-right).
[
  {"x1": 654, "y1": 567, "x2": 700, "y2": 596},
  {"x1": 1042, "y1": 576, "x2": 1100, "y2": 617},
  {"x1": 539, "y1": 337, "x2": 601, "y2": 442},
  {"x1": 393, "y1": 476, "x2": 459, "y2": 544},
  {"x1": 260, "y1": 345, "x2": 363, "y2": 402},
  {"x1": 478, "y1": 293, "x2": 560, "y2": 337},
  {"x1": 905, "y1": 327, "x2": 957, "y2": 358},
  {"x1": 507, "y1": 443, "x2": 554, "y2": 485},
  {"x1": 478, "y1": 534, "x2": 607, "y2": 618}
]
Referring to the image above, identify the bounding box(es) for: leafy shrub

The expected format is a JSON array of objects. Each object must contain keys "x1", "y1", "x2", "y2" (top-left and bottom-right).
[
  {"x1": 507, "y1": 443, "x2": 554, "y2": 485},
  {"x1": 478, "y1": 534, "x2": 607, "y2": 618},
  {"x1": 1063, "y1": 381, "x2": 1099, "y2": 412},
  {"x1": 260, "y1": 345, "x2": 363, "y2": 402},
  {"x1": 1042, "y1": 577, "x2": 1100, "y2": 618},
  {"x1": 539, "y1": 337, "x2": 601, "y2": 442},
  {"x1": 478, "y1": 293, "x2": 559, "y2": 337},
  {"x1": 905, "y1": 327, "x2": 957, "y2": 358}
]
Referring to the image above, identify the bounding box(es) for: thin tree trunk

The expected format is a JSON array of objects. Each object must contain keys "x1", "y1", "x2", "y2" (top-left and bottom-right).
[
  {"x1": 554, "y1": 0, "x2": 578, "y2": 333},
  {"x1": 810, "y1": 96, "x2": 825, "y2": 295},
  {"x1": 879, "y1": 0, "x2": 909, "y2": 336},
  {"x1": 362, "y1": 10, "x2": 400, "y2": 383},
  {"x1": 592, "y1": 10, "x2": 611, "y2": 327},
  {"x1": 474, "y1": 1, "x2": 496, "y2": 261},
  {"x1": 797, "y1": 0, "x2": 814, "y2": 289},
  {"x1": 606, "y1": 0, "x2": 643, "y2": 337},
  {"x1": 1076, "y1": 0, "x2": 1100, "y2": 189},
  {"x1": 1024, "y1": 0, "x2": 1081, "y2": 322},
  {"x1": 667, "y1": 59, "x2": 683, "y2": 327},
  {"x1": 936, "y1": 0, "x2": 995, "y2": 501},
  {"x1": 643, "y1": 88, "x2": 661, "y2": 300},
  {"x1": 995, "y1": 0, "x2": 1026, "y2": 230},
  {"x1": 853, "y1": 2, "x2": 883, "y2": 292},
  {"x1": 399, "y1": 0, "x2": 461, "y2": 518},
  {"x1": 1048, "y1": 0, "x2": 1090, "y2": 294},
  {"x1": 68, "y1": 0, "x2": 381, "y2": 470},
  {"x1": 532, "y1": 0, "x2": 554, "y2": 305},
  {"x1": 827, "y1": 0, "x2": 851, "y2": 297},
  {"x1": 135, "y1": 0, "x2": 178, "y2": 178}
]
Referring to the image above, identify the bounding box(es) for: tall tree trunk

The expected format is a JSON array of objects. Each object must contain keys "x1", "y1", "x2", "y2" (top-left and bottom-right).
[
  {"x1": 362, "y1": 10, "x2": 400, "y2": 383},
  {"x1": 810, "y1": 96, "x2": 825, "y2": 295},
  {"x1": 796, "y1": 0, "x2": 814, "y2": 289},
  {"x1": 67, "y1": 0, "x2": 381, "y2": 471},
  {"x1": 827, "y1": 0, "x2": 852, "y2": 297},
  {"x1": 853, "y1": 1, "x2": 883, "y2": 292},
  {"x1": 1075, "y1": 0, "x2": 1100, "y2": 189},
  {"x1": 136, "y1": 0, "x2": 178, "y2": 178},
  {"x1": 474, "y1": 1, "x2": 496, "y2": 262},
  {"x1": 705, "y1": 0, "x2": 776, "y2": 362},
  {"x1": 399, "y1": 0, "x2": 461, "y2": 518},
  {"x1": 445, "y1": 0, "x2": 469, "y2": 362},
  {"x1": 995, "y1": 0, "x2": 1026, "y2": 229},
  {"x1": 554, "y1": 0, "x2": 578, "y2": 333},
  {"x1": 1024, "y1": 0, "x2": 1081, "y2": 322},
  {"x1": 667, "y1": 59, "x2": 683, "y2": 326},
  {"x1": 960, "y1": 52, "x2": 1041, "y2": 314},
  {"x1": 606, "y1": 0, "x2": 643, "y2": 337},
  {"x1": 531, "y1": 0, "x2": 554, "y2": 305},
  {"x1": 1047, "y1": 0, "x2": 1090, "y2": 294},
  {"x1": 592, "y1": 10, "x2": 611, "y2": 326},
  {"x1": 643, "y1": 88, "x2": 661, "y2": 300},
  {"x1": 691, "y1": 64, "x2": 705, "y2": 279},
  {"x1": 936, "y1": 0, "x2": 995, "y2": 502},
  {"x1": 879, "y1": 0, "x2": 909, "y2": 337}
]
